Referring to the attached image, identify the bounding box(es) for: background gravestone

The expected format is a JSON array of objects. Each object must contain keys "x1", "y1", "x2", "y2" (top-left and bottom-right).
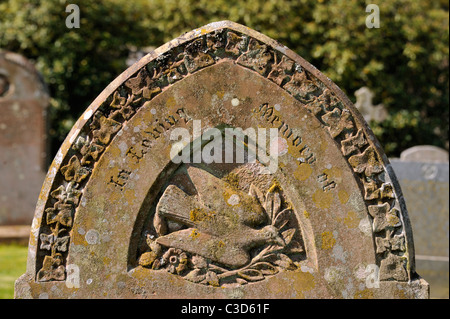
[
  {"x1": 0, "y1": 51, "x2": 49, "y2": 227},
  {"x1": 15, "y1": 21, "x2": 428, "y2": 299},
  {"x1": 390, "y1": 146, "x2": 449, "y2": 298}
]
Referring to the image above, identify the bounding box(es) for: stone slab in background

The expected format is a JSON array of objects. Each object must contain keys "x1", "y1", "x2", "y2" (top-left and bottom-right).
[
  {"x1": 0, "y1": 225, "x2": 31, "y2": 245},
  {"x1": 0, "y1": 51, "x2": 49, "y2": 226},
  {"x1": 15, "y1": 21, "x2": 428, "y2": 299},
  {"x1": 400, "y1": 145, "x2": 449, "y2": 163},
  {"x1": 390, "y1": 146, "x2": 449, "y2": 299}
]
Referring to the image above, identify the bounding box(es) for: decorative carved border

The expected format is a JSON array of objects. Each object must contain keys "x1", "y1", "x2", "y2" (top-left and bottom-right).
[{"x1": 34, "y1": 22, "x2": 411, "y2": 282}]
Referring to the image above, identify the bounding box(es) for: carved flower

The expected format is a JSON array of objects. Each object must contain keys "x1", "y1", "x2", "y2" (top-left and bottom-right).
[
  {"x1": 184, "y1": 255, "x2": 220, "y2": 286},
  {"x1": 138, "y1": 235, "x2": 163, "y2": 269},
  {"x1": 60, "y1": 156, "x2": 90, "y2": 183},
  {"x1": 45, "y1": 201, "x2": 74, "y2": 227},
  {"x1": 192, "y1": 255, "x2": 208, "y2": 269},
  {"x1": 161, "y1": 248, "x2": 189, "y2": 275},
  {"x1": 37, "y1": 254, "x2": 65, "y2": 282},
  {"x1": 109, "y1": 91, "x2": 136, "y2": 121},
  {"x1": 90, "y1": 114, "x2": 121, "y2": 146},
  {"x1": 39, "y1": 233, "x2": 54, "y2": 251},
  {"x1": 50, "y1": 182, "x2": 82, "y2": 206}
]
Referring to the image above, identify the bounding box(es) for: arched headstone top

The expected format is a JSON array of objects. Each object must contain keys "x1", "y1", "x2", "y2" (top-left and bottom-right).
[
  {"x1": 400, "y1": 145, "x2": 449, "y2": 163},
  {"x1": 0, "y1": 51, "x2": 49, "y2": 103},
  {"x1": 16, "y1": 21, "x2": 428, "y2": 299}
]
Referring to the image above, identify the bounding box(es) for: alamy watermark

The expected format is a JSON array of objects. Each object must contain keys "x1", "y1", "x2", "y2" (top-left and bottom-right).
[
  {"x1": 65, "y1": 4, "x2": 80, "y2": 29},
  {"x1": 366, "y1": 4, "x2": 380, "y2": 28},
  {"x1": 169, "y1": 120, "x2": 281, "y2": 174}
]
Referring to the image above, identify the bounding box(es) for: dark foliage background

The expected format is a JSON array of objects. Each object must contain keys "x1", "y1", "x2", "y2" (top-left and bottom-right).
[{"x1": 1, "y1": 0, "x2": 448, "y2": 158}]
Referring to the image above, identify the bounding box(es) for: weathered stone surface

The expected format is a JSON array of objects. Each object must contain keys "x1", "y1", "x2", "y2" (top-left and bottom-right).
[
  {"x1": 390, "y1": 152, "x2": 448, "y2": 298},
  {"x1": 15, "y1": 21, "x2": 428, "y2": 299},
  {"x1": 0, "y1": 51, "x2": 49, "y2": 226},
  {"x1": 399, "y1": 145, "x2": 449, "y2": 163}
]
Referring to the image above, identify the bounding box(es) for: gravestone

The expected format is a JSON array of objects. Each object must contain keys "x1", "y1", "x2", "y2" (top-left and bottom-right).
[
  {"x1": 0, "y1": 51, "x2": 49, "y2": 226},
  {"x1": 400, "y1": 145, "x2": 449, "y2": 163},
  {"x1": 15, "y1": 21, "x2": 428, "y2": 299},
  {"x1": 390, "y1": 146, "x2": 449, "y2": 298}
]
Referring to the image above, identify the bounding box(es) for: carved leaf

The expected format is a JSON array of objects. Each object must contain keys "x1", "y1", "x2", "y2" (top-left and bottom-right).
[
  {"x1": 348, "y1": 145, "x2": 384, "y2": 177},
  {"x1": 252, "y1": 262, "x2": 279, "y2": 276},
  {"x1": 206, "y1": 271, "x2": 220, "y2": 287},
  {"x1": 37, "y1": 255, "x2": 65, "y2": 282},
  {"x1": 322, "y1": 108, "x2": 355, "y2": 138},
  {"x1": 60, "y1": 156, "x2": 90, "y2": 183},
  {"x1": 184, "y1": 269, "x2": 206, "y2": 283},
  {"x1": 54, "y1": 236, "x2": 70, "y2": 252},
  {"x1": 368, "y1": 203, "x2": 401, "y2": 233},
  {"x1": 273, "y1": 208, "x2": 292, "y2": 230},
  {"x1": 39, "y1": 233, "x2": 54, "y2": 251},
  {"x1": 285, "y1": 239, "x2": 304, "y2": 254},
  {"x1": 237, "y1": 269, "x2": 265, "y2": 282},
  {"x1": 281, "y1": 228, "x2": 296, "y2": 246},
  {"x1": 91, "y1": 115, "x2": 121, "y2": 146},
  {"x1": 265, "y1": 187, "x2": 281, "y2": 221},
  {"x1": 249, "y1": 184, "x2": 265, "y2": 207},
  {"x1": 341, "y1": 129, "x2": 367, "y2": 156},
  {"x1": 273, "y1": 253, "x2": 297, "y2": 270}
]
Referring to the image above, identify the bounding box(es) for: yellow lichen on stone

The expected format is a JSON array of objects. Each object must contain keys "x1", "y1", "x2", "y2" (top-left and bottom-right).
[
  {"x1": 323, "y1": 166, "x2": 342, "y2": 179},
  {"x1": 190, "y1": 208, "x2": 216, "y2": 222},
  {"x1": 103, "y1": 256, "x2": 111, "y2": 265},
  {"x1": 303, "y1": 210, "x2": 310, "y2": 219},
  {"x1": 354, "y1": 288, "x2": 374, "y2": 299},
  {"x1": 312, "y1": 189, "x2": 333, "y2": 209},
  {"x1": 216, "y1": 90, "x2": 225, "y2": 99},
  {"x1": 165, "y1": 96, "x2": 176, "y2": 108},
  {"x1": 338, "y1": 189, "x2": 349, "y2": 204},
  {"x1": 294, "y1": 163, "x2": 312, "y2": 181},
  {"x1": 343, "y1": 211, "x2": 359, "y2": 229},
  {"x1": 189, "y1": 229, "x2": 200, "y2": 239},
  {"x1": 321, "y1": 231, "x2": 336, "y2": 250}
]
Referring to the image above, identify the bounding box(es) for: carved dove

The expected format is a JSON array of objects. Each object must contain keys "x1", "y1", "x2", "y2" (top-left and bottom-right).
[{"x1": 154, "y1": 166, "x2": 285, "y2": 268}]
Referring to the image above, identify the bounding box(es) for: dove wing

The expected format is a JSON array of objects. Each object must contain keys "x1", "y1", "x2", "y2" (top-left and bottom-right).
[
  {"x1": 156, "y1": 228, "x2": 250, "y2": 268},
  {"x1": 155, "y1": 185, "x2": 198, "y2": 227},
  {"x1": 187, "y1": 167, "x2": 268, "y2": 227}
]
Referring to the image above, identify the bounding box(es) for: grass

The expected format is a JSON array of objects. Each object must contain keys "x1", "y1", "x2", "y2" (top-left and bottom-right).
[{"x1": 0, "y1": 244, "x2": 28, "y2": 299}]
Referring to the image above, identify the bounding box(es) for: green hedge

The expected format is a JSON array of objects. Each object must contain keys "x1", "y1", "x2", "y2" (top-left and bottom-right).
[{"x1": 1, "y1": 0, "x2": 448, "y2": 156}]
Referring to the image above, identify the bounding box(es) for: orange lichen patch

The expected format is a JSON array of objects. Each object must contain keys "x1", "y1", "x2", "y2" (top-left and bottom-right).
[
  {"x1": 323, "y1": 166, "x2": 342, "y2": 179},
  {"x1": 216, "y1": 90, "x2": 225, "y2": 99},
  {"x1": 103, "y1": 256, "x2": 112, "y2": 265},
  {"x1": 338, "y1": 189, "x2": 349, "y2": 204},
  {"x1": 140, "y1": 105, "x2": 154, "y2": 123},
  {"x1": 189, "y1": 229, "x2": 200, "y2": 239},
  {"x1": 343, "y1": 211, "x2": 359, "y2": 229},
  {"x1": 279, "y1": 270, "x2": 316, "y2": 298},
  {"x1": 312, "y1": 189, "x2": 333, "y2": 209},
  {"x1": 138, "y1": 251, "x2": 158, "y2": 267},
  {"x1": 189, "y1": 208, "x2": 216, "y2": 222},
  {"x1": 319, "y1": 140, "x2": 328, "y2": 153},
  {"x1": 354, "y1": 288, "x2": 374, "y2": 299},
  {"x1": 165, "y1": 96, "x2": 177, "y2": 108},
  {"x1": 303, "y1": 210, "x2": 310, "y2": 219},
  {"x1": 123, "y1": 189, "x2": 137, "y2": 205},
  {"x1": 222, "y1": 173, "x2": 240, "y2": 190},
  {"x1": 222, "y1": 188, "x2": 241, "y2": 207},
  {"x1": 394, "y1": 288, "x2": 408, "y2": 299},
  {"x1": 72, "y1": 230, "x2": 88, "y2": 246},
  {"x1": 294, "y1": 163, "x2": 312, "y2": 181},
  {"x1": 321, "y1": 231, "x2": 336, "y2": 250}
]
